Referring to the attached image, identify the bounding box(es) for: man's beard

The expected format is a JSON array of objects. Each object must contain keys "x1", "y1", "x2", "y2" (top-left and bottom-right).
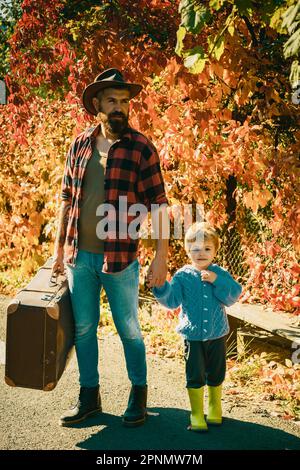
[{"x1": 106, "y1": 112, "x2": 129, "y2": 135}]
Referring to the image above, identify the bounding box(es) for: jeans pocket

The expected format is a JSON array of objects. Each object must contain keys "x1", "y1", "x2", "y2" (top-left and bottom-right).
[
  {"x1": 70, "y1": 250, "x2": 92, "y2": 269},
  {"x1": 107, "y1": 259, "x2": 140, "y2": 278}
]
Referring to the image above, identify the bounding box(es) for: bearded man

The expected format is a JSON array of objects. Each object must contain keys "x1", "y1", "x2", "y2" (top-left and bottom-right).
[{"x1": 52, "y1": 69, "x2": 169, "y2": 427}]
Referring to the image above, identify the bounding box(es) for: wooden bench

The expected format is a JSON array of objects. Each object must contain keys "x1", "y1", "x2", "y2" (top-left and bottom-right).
[{"x1": 226, "y1": 302, "x2": 300, "y2": 357}]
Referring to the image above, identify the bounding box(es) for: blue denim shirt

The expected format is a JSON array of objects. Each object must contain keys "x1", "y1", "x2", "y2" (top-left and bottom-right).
[{"x1": 152, "y1": 264, "x2": 242, "y2": 341}]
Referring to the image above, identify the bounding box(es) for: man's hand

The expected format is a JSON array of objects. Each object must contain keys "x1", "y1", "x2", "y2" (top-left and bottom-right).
[
  {"x1": 51, "y1": 251, "x2": 65, "y2": 277},
  {"x1": 145, "y1": 257, "x2": 168, "y2": 288},
  {"x1": 51, "y1": 200, "x2": 70, "y2": 278},
  {"x1": 201, "y1": 270, "x2": 217, "y2": 283}
]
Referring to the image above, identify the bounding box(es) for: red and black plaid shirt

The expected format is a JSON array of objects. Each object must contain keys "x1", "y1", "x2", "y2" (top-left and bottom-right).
[{"x1": 61, "y1": 124, "x2": 168, "y2": 273}]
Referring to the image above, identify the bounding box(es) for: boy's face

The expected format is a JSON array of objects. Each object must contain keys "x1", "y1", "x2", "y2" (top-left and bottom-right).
[{"x1": 188, "y1": 238, "x2": 216, "y2": 270}]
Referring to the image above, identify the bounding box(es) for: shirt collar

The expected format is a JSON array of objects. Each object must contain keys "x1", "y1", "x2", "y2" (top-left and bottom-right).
[
  {"x1": 188, "y1": 263, "x2": 214, "y2": 273},
  {"x1": 87, "y1": 123, "x2": 133, "y2": 142}
]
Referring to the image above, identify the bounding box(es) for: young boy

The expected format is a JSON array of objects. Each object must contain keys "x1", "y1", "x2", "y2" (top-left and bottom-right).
[{"x1": 152, "y1": 222, "x2": 242, "y2": 432}]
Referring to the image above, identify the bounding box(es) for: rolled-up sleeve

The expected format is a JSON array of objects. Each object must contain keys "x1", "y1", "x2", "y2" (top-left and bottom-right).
[
  {"x1": 60, "y1": 141, "x2": 76, "y2": 202},
  {"x1": 137, "y1": 144, "x2": 168, "y2": 210}
]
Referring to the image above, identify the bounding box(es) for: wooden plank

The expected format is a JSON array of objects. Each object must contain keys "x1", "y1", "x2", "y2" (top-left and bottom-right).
[{"x1": 227, "y1": 302, "x2": 300, "y2": 346}]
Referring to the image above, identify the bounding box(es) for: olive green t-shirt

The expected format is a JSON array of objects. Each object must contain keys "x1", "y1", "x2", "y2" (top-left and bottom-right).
[{"x1": 78, "y1": 145, "x2": 107, "y2": 253}]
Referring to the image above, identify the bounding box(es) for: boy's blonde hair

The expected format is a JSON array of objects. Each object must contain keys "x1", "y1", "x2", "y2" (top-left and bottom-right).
[{"x1": 184, "y1": 222, "x2": 220, "y2": 253}]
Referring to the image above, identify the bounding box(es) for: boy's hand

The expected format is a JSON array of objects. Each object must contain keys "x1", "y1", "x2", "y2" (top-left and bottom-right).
[
  {"x1": 201, "y1": 270, "x2": 217, "y2": 283},
  {"x1": 145, "y1": 257, "x2": 168, "y2": 288}
]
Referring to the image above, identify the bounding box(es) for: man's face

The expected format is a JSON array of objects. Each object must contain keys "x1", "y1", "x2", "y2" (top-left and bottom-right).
[{"x1": 92, "y1": 87, "x2": 130, "y2": 135}]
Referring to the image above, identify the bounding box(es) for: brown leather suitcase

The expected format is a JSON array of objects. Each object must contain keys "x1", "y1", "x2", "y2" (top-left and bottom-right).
[{"x1": 5, "y1": 258, "x2": 74, "y2": 391}]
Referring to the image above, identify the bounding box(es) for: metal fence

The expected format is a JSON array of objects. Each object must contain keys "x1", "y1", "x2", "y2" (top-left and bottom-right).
[{"x1": 216, "y1": 207, "x2": 275, "y2": 285}]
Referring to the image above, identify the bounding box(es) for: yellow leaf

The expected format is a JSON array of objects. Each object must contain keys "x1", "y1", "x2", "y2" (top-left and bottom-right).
[
  {"x1": 214, "y1": 36, "x2": 225, "y2": 61},
  {"x1": 184, "y1": 51, "x2": 206, "y2": 74},
  {"x1": 175, "y1": 26, "x2": 186, "y2": 57},
  {"x1": 285, "y1": 359, "x2": 293, "y2": 368},
  {"x1": 228, "y1": 25, "x2": 235, "y2": 36}
]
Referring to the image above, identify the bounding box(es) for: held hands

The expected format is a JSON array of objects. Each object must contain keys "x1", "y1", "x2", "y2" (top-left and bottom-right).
[
  {"x1": 200, "y1": 270, "x2": 217, "y2": 283},
  {"x1": 145, "y1": 257, "x2": 168, "y2": 288}
]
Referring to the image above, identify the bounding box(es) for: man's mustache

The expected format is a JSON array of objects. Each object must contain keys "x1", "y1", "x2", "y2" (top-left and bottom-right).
[{"x1": 109, "y1": 112, "x2": 126, "y2": 119}]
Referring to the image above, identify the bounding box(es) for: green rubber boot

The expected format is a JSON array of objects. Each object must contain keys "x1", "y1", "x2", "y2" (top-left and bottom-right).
[
  {"x1": 187, "y1": 387, "x2": 208, "y2": 432},
  {"x1": 207, "y1": 384, "x2": 222, "y2": 425}
]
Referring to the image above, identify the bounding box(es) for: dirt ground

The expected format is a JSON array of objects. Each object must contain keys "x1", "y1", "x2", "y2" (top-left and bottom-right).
[{"x1": 0, "y1": 294, "x2": 300, "y2": 451}]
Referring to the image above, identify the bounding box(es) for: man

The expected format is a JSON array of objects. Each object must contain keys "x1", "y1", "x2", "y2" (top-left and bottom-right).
[{"x1": 52, "y1": 68, "x2": 169, "y2": 427}]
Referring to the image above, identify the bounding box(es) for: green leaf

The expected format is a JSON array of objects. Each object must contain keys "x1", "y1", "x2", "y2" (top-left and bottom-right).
[
  {"x1": 184, "y1": 46, "x2": 207, "y2": 74},
  {"x1": 194, "y1": 5, "x2": 212, "y2": 33},
  {"x1": 178, "y1": 0, "x2": 190, "y2": 13},
  {"x1": 283, "y1": 28, "x2": 300, "y2": 58},
  {"x1": 208, "y1": 33, "x2": 225, "y2": 60},
  {"x1": 234, "y1": 0, "x2": 253, "y2": 17},
  {"x1": 214, "y1": 35, "x2": 225, "y2": 60},
  {"x1": 270, "y1": 7, "x2": 286, "y2": 31},
  {"x1": 209, "y1": 0, "x2": 225, "y2": 11},
  {"x1": 290, "y1": 60, "x2": 300, "y2": 88},
  {"x1": 259, "y1": 0, "x2": 285, "y2": 26},
  {"x1": 175, "y1": 26, "x2": 187, "y2": 56},
  {"x1": 282, "y1": 3, "x2": 300, "y2": 34},
  {"x1": 228, "y1": 24, "x2": 235, "y2": 36},
  {"x1": 179, "y1": 0, "x2": 211, "y2": 34},
  {"x1": 225, "y1": 6, "x2": 237, "y2": 34}
]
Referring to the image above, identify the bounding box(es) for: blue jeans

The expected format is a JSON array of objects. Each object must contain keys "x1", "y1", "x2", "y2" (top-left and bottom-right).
[{"x1": 66, "y1": 250, "x2": 147, "y2": 388}]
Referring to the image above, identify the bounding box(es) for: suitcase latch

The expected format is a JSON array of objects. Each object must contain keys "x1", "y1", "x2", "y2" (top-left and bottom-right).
[{"x1": 41, "y1": 294, "x2": 55, "y2": 302}]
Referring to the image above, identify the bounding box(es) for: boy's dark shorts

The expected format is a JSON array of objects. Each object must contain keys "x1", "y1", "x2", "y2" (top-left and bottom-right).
[{"x1": 184, "y1": 336, "x2": 226, "y2": 388}]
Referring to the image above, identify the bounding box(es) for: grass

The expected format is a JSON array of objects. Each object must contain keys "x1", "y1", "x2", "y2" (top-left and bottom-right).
[
  {"x1": 227, "y1": 350, "x2": 300, "y2": 420},
  {"x1": 0, "y1": 266, "x2": 32, "y2": 295}
]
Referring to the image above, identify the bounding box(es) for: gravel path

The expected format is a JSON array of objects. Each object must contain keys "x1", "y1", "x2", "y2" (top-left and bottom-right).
[{"x1": 0, "y1": 295, "x2": 300, "y2": 451}]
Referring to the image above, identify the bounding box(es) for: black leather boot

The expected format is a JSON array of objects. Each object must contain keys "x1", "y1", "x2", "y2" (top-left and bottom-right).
[
  {"x1": 122, "y1": 385, "x2": 147, "y2": 427},
  {"x1": 59, "y1": 385, "x2": 102, "y2": 426}
]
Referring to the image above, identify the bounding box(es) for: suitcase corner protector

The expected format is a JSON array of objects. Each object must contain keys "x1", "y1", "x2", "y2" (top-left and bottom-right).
[
  {"x1": 43, "y1": 382, "x2": 56, "y2": 391},
  {"x1": 46, "y1": 303, "x2": 59, "y2": 320},
  {"x1": 7, "y1": 299, "x2": 20, "y2": 314},
  {"x1": 5, "y1": 376, "x2": 16, "y2": 387}
]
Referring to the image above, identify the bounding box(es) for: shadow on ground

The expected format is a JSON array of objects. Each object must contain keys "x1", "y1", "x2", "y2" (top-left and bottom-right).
[{"x1": 73, "y1": 408, "x2": 300, "y2": 451}]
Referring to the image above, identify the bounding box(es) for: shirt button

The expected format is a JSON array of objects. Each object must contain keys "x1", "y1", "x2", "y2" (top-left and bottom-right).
[
  {"x1": 203, "y1": 329, "x2": 207, "y2": 333},
  {"x1": 204, "y1": 320, "x2": 208, "y2": 323},
  {"x1": 204, "y1": 308, "x2": 208, "y2": 311},
  {"x1": 204, "y1": 295, "x2": 208, "y2": 298}
]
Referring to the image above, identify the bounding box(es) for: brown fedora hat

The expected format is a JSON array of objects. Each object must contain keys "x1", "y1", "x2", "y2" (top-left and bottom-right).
[{"x1": 82, "y1": 68, "x2": 143, "y2": 116}]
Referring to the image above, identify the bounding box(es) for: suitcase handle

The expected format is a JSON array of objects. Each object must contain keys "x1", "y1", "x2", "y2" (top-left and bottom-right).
[
  {"x1": 49, "y1": 274, "x2": 58, "y2": 287},
  {"x1": 49, "y1": 272, "x2": 66, "y2": 287}
]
